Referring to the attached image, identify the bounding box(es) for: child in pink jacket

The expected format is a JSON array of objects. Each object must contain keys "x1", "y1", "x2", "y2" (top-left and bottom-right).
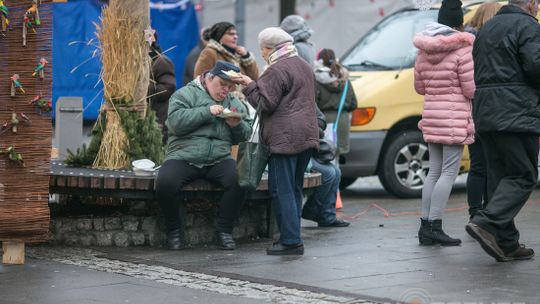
[{"x1": 413, "y1": 0, "x2": 475, "y2": 246}]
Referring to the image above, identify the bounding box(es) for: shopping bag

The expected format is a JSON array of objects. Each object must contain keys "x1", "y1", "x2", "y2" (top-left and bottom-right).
[
  {"x1": 237, "y1": 141, "x2": 269, "y2": 190},
  {"x1": 236, "y1": 103, "x2": 268, "y2": 190}
]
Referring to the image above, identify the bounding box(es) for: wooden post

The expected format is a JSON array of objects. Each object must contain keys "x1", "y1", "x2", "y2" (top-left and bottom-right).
[{"x1": 2, "y1": 241, "x2": 25, "y2": 264}]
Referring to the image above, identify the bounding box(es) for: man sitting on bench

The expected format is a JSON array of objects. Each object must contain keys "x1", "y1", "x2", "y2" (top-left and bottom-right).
[{"x1": 156, "y1": 61, "x2": 252, "y2": 250}]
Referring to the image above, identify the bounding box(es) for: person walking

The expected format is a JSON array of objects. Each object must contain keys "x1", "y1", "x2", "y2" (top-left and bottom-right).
[
  {"x1": 463, "y1": 2, "x2": 502, "y2": 219},
  {"x1": 233, "y1": 27, "x2": 319, "y2": 255},
  {"x1": 313, "y1": 48, "x2": 357, "y2": 155},
  {"x1": 414, "y1": 0, "x2": 475, "y2": 246},
  {"x1": 156, "y1": 61, "x2": 252, "y2": 251},
  {"x1": 280, "y1": 15, "x2": 316, "y2": 67},
  {"x1": 194, "y1": 22, "x2": 259, "y2": 81},
  {"x1": 466, "y1": 0, "x2": 540, "y2": 262}
]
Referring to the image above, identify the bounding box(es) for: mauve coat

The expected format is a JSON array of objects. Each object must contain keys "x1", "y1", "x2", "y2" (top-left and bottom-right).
[
  {"x1": 414, "y1": 31, "x2": 476, "y2": 145},
  {"x1": 243, "y1": 56, "x2": 319, "y2": 155}
]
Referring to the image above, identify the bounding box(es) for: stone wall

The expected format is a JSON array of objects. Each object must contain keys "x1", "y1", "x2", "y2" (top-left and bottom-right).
[{"x1": 48, "y1": 200, "x2": 271, "y2": 247}]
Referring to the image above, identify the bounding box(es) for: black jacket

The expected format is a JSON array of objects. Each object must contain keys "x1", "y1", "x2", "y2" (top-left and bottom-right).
[
  {"x1": 312, "y1": 107, "x2": 337, "y2": 164},
  {"x1": 148, "y1": 54, "x2": 176, "y2": 142},
  {"x1": 472, "y1": 5, "x2": 540, "y2": 135}
]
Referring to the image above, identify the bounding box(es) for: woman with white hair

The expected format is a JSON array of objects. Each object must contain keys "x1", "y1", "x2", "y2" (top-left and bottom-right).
[{"x1": 233, "y1": 27, "x2": 319, "y2": 255}]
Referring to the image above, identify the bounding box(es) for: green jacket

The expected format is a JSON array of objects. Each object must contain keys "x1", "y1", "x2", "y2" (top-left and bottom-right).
[{"x1": 164, "y1": 77, "x2": 252, "y2": 167}]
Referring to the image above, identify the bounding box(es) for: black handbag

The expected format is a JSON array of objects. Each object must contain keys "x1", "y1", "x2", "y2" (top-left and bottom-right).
[{"x1": 237, "y1": 104, "x2": 269, "y2": 190}]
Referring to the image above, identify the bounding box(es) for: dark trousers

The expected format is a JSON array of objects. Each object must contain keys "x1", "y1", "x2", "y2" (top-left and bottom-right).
[
  {"x1": 155, "y1": 159, "x2": 247, "y2": 234},
  {"x1": 473, "y1": 132, "x2": 538, "y2": 253},
  {"x1": 466, "y1": 136, "x2": 487, "y2": 216},
  {"x1": 268, "y1": 149, "x2": 312, "y2": 246}
]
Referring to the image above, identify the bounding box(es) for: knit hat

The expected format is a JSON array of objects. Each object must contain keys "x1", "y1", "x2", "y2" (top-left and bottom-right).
[
  {"x1": 280, "y1": 15, "x2": 313, "y2": 42},
  {"x1": 257, "y1": 27, "x2": 293, "y2": 49},
  {"x1": 206, "y1": 22, "x2": 235, "y2": 42},
  {"x1": 438, "y1": 0, "x2": 463, "y2": 28},
  {"x1": 280, "y1": 15, "x2": 308, "y2": 33}
]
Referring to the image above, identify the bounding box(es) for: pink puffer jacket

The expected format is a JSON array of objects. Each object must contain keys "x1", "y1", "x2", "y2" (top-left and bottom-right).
[{"x1": 414, "y1": 29, "x2": 475, "y2": 145}]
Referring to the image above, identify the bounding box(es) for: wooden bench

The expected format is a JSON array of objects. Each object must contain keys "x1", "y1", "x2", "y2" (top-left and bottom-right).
[
  {"x1": 47, "y1": 161, "x2": 322, "y2": 247},
  {"x1": 49, "y1": 161, "x2": 322, "y2": 199}
]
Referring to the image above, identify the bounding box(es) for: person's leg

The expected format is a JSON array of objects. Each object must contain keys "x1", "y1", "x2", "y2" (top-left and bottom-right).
[
  {"x1": 479, "y1": 132, "x2": 505, "y2": 208},
  {"x1": 155, "y1": 159, "x2": 202, "y2": 249},
  {"x1": 474, "y1": 133, "x2": 538, "y2": 255},
  {"x1": 421, "y1": 143, "x2": 442, "y2": 219},
  {"x1": 428, "y1": 144, "x2": 464, "y2": 220},
  {"x1": 293, "y1": 149, "x2": 312, "y2": 222},
  {"x1": 466, "y1": 137, "x2": 487, "y2": 217},
  {"x1": 205, "y1": 158, "x2": 247, "y2": 234},
  {"x1": 305, "y1": 159, "x2": 340, "y2": 225},
  {"x1": 268, "y1": 153, "x2": 303, "y2": 246}
]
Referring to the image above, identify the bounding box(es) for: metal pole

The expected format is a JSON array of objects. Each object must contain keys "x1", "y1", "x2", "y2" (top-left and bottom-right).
[{"x1": 235, "y1": 0, "x2": 245, "y2": 46}]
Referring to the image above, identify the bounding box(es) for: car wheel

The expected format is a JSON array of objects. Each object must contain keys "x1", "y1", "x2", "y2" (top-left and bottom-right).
[
  {"x1": 378, "y1": 131, "x2": 429, "y2": 198},
  {"x1": 339, "y1": 177, "x2": 357, "y2": 190}
]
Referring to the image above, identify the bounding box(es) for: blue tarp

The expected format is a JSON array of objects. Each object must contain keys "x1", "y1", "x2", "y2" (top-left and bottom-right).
[{"x1": 52, "y1": 0, "x2": 198, "y2": 120}]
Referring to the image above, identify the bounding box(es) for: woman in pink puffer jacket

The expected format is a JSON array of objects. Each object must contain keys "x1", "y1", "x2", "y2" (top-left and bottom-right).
[{"x1": 413, "y1": 0, "x2": 475, "y2": 247}]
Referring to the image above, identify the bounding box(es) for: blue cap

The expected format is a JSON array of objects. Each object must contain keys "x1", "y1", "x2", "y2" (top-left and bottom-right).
[{"x1": 210, "y1": 60, "x2": 241, "y2": 80}]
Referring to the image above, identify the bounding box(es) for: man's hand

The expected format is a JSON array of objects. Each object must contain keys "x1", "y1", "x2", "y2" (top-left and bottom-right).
[
  {"x1": 236, "y1": 46, "x2": 248, "y2": 57},
  {"x1": 225, "y1": 117, "x2": 241, "y2": 128},
  {"x1": 209, "y1": 105, "x2": 224, "y2": 116}
]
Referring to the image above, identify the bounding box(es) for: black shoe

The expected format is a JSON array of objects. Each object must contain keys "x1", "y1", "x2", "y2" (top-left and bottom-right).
[
  {"x1": 301, "y1": 210, "x2": 319, "y2": 223},
  {"x1": 503, "y1": 244, "x2": 535, "y2": 261},
  {"x1": 318, "y1": 218, "x2": 350, "y2": 227},
  {"x1": 466, "y1": 222, "x2": 505, "y2": 261},
  {"x1": 167, "y1": 228, "x2": 185, "y2": 250},
  {"x1": 266, "y1": 242, "x2": 304, "y2": 255},
  {"x1": 418, "y1": 218, "x2": 435, "y2": 245},
  {"x1": 431, "y1": 219, "x2": 461, "y2": 246},
  {"x1": 216, "y1": 232, "x2": 236, "y2": 250}
]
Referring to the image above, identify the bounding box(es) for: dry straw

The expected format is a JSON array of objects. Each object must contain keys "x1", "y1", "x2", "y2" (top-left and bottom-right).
[{"x1": 93, "y1": 1, "x2": 150, "y2": 169}]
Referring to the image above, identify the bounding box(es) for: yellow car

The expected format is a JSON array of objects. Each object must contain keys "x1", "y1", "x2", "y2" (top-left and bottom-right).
[{"x1": 339, "y1": 1, "x2": 538, "y2": 198}]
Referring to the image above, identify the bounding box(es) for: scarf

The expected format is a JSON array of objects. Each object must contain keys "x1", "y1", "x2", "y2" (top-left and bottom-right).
[{"x1": 267, "y1": 42, "x2": 298, "y2": 66}]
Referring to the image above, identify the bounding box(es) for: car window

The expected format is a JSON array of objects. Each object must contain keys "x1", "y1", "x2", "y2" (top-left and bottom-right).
[{"x1": 342, "y1": 9, "x2": 438, "y2": 71}]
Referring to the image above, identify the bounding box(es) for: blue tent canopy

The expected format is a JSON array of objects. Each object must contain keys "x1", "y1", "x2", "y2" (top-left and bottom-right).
[{"x1": 52, "y1": 0, "x2": 199, "y2": 120}]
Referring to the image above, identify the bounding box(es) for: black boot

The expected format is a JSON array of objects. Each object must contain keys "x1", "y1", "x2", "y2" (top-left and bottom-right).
[
  {"x1": 418, "y1": 218, "x2": 435, "y2": 245},
  {"x1": 167, "y1": 228, "x2": 185, "y2": 250},
  {"x1": 431, "y1": 219, "x2": 461, "y2": 246},
  {"x1": 216, "y1": 232, "x2": 236, "y2": 250}
]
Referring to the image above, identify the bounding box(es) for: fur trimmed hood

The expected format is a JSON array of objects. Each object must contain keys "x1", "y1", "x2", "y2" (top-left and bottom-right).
[{"x1": 413, "y1": 22, "x2": 475, "y2": 64}]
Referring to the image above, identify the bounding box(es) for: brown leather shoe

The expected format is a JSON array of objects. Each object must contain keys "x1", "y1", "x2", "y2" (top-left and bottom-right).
[
  {"x1": 465, "y1": 222, "x2": 505, "y2": 262},
  {"x1": 503, "y1": 244, "x2": 535, "y2": 261}
]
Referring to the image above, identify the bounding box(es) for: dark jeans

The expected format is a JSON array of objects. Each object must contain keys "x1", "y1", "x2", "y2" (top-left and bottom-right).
[
  {"x1": 268, "y1": 149, "x2": 312, "y2": 246},
  {"x1": 303, "y1": 159, "x2": 340, "y2": 224},
  {"x1": 466, "y1": 136, "x2": 487, "y2": 217},
  {"x1": 472, "y1": 132, "x2": 538, "y2": 254},
  {"x1": 155, "y1": 159, "x2": 247, "y2": 234}
]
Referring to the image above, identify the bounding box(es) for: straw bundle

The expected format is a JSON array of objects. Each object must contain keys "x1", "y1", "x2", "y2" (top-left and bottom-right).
[
  {"x1": 0, "y1": 1, "x2": 52, "y2": 243},
  {"x1": 96, "y1": 0, "x2": 150, "y2": 106},
  {"x1": 92, "y1": 0, "x2": 151, "y2": 169}
]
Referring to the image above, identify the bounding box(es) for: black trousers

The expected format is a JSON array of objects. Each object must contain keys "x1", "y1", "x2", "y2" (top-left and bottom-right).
[
  {"x1": 473, "y1": 132, "x2": 538, "y2": 253},
  {"x1": 155, "y1": 159, "x2": 247, "y2": 234},
  {"x1": 466, "y1": 136, "x2": 487, "y2": 215}
]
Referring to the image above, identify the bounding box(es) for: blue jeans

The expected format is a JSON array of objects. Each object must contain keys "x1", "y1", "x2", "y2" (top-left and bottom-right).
[
  {"x1": 303, "y1": 159, "x2": 340, "y2": 225},
  {"x1": 268, "y1": 149, "x2": 312, "y2": 246}
]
